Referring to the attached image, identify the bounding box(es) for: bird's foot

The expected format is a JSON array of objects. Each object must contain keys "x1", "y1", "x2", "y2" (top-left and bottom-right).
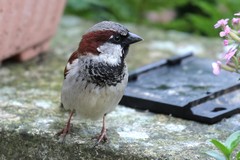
[
  {"x1": 97, "y1": 130, "x2": 108, "y2": 143},
  {"x1": 55, "y1": 111, "x2": 74, "y2": 143},
  {"x1": 92, "y1": 128, "x2": 108, "y2": 147},
  {"x1": 55, "y1": 124, "x2": 71, "y2": 143},
  {"x1": 56, "y1": 121, "x2": 72, "y2": 136},
  {"x1": 92, "y1": 113, "x2": 108, "y2": 147}
]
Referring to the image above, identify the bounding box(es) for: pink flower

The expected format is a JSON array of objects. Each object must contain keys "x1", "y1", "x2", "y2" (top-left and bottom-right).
[
  {"x1": 214, "y1": 19, "x2": 229, "y2": 28},
  {"x1": 219, "y1": 25, "x2": 231, "y2": 37},
  {"x1": 212, "y1": 61, "x2": 222, "y2": 75},
  {"x1": 234, "y1": 12, "x2": 240, "y2": 16},
  {"x1": 224, "y1": 48, "x2": 237, "y2": 64},
  {"x1": 232, "y1": 18, "x2": 240, "y2": 25},
  {"x1": 223, "y1": 39, "x2": 228, "y2": 46}
]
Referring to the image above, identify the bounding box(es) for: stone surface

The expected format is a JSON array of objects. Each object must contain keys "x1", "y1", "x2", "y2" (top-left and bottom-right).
[{"x1": 0, "y1": 16, "x2": 239, "y2": 159}]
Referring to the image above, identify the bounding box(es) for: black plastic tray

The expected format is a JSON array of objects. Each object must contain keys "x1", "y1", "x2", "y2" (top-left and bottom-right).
[{"x1": 120, "y1": 53, "x2": 240, "y2": 124}]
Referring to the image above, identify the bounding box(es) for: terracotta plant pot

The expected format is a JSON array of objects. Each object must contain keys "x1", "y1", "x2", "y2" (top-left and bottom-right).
[{"x1": 0, "y1": 0, "x2": 66, "y2": 62}]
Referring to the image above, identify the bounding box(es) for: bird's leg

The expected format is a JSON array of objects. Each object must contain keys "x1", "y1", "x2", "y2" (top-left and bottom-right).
[
  {"x1": 94, "y1": 113, "x2": 108, "y2": 145},
  {"x1": 56, "y1": 110, "x2": 75, "y2": 141}
]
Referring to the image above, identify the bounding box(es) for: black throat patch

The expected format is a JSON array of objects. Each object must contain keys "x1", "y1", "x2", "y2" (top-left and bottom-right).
[{"x1": 86, "y1": 60, "x2": 126, "y2": 87}]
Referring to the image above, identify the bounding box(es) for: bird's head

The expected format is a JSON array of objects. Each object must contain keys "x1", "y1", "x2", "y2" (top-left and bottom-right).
[{"x1": 77, "y1": 21, "x2": 143, "y2": 65}]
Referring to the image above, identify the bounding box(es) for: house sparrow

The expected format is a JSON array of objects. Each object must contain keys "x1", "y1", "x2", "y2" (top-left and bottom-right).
[{"x1": 57, "y1": 21, "x2": 143, "y2": 144}]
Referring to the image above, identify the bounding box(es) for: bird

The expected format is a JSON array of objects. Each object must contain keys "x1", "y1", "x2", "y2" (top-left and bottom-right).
[{"x1": 57, "y1": 21, "x2": 143, "y2": 144}]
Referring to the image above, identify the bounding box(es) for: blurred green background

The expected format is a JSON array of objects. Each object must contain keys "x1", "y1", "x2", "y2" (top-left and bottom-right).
[{"x1": 64, "y1": 0, "x2": 240, "y2": 37}]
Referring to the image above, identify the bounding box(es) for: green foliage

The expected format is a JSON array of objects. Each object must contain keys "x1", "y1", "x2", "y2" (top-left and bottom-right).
[
  {"x1": 206, "y1": 131, "x2": 240, "y2": 160},
  {"x1": 64, "y1": 0, "x2": 240, "y2": 37},
  {"x1": 64, "y1": 0, "x2": 188, "y2": 22}
]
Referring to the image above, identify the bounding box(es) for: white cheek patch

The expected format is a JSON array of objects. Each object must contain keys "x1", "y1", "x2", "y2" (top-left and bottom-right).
[{"x1": 96, "y1": 43, "x2": 122, "y2": 66}]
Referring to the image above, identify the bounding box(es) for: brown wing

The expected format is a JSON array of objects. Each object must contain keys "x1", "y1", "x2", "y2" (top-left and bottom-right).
[{"x1": 64, "y1": 51, "x2": 79, "y2": 79}]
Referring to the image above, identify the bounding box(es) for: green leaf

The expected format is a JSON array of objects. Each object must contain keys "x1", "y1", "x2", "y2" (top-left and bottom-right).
[
  {"x1": 206, "y1": 150, "x2": 226, "y2": 160},
  {"x1": 233, "y1": 56, "x2": 239, "y2": 69},
  {"x1": 211, "y1": 139, "x2": 230, "y2": 159},
  {"x1": 225, "y1": 131, "x2": 240, "y2": 153},
  {"x1": 192, "y1": 1, "x2": 219, "y2": 18},
  {"x1": 236, "y1": 151, "x2": 240, "y2": 160},
  {"x1": 186, "y1": 14, "x2": 218, "y2": 36}
]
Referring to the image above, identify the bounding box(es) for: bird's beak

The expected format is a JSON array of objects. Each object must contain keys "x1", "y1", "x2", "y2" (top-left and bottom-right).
[{"x1": 126, "y1": 32, "x2": 143, "y2": 45}]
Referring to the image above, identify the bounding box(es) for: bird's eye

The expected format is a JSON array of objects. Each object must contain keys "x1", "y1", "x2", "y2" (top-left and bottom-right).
[{"x1": 114, "y1": 35, "x2": 121, "y2": 42}]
